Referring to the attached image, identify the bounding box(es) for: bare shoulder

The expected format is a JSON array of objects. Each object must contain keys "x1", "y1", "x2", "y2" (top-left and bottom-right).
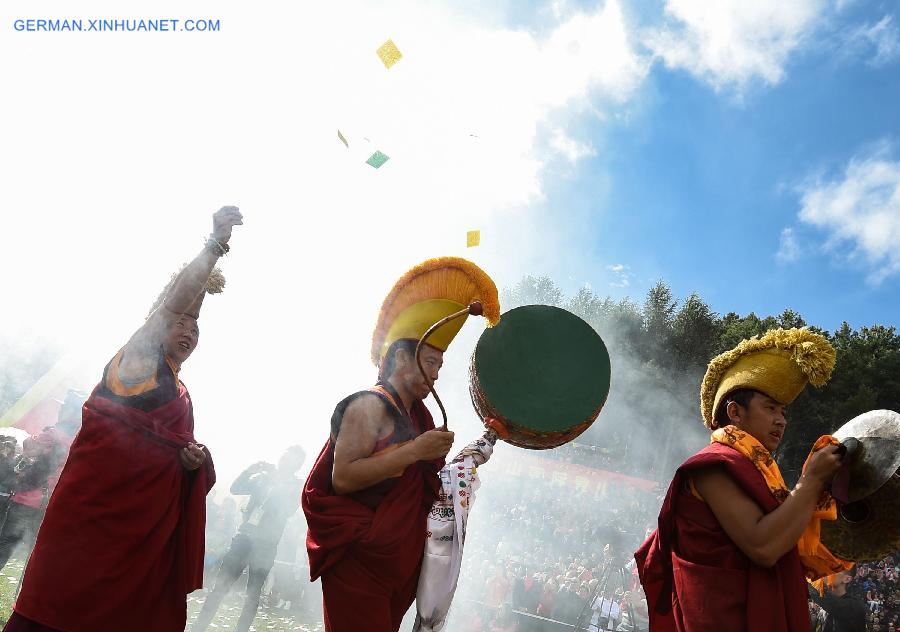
[{"x1": 341, "y1": 393, "x2": 393, "y2": 438}]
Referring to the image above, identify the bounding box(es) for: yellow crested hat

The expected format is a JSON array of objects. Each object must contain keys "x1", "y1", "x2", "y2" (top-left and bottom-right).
[
  {"x1": 371, "y1": 257, "x2": 500, "y2": 366},
  {"x1": 700, "y1": 328, "x2": 836, "y2": 428}
]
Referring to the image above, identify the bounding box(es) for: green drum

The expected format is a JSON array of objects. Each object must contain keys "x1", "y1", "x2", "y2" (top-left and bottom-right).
[{"x1": 469, "y1": 304, "x2": 612, "y2": 450}]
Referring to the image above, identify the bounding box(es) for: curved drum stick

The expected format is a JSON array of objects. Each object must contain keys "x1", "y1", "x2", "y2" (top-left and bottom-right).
[{"x1": 415, "y1": 301, "x2": 484, "y2": 431}]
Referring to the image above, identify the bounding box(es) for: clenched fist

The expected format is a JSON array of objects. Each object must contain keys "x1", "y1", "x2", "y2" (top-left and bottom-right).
[
  {"x1": 804, "y1": 444, "x2": 843, "y2": 487},
  {"x1": 212, "y1": 206, "x2": 244, "y2": 244},
  {"x1": 412, "y1": 429, "x2": 455, "y2": 461},
  {"x1": 180, "y1": 442, "x2": 207, "y2": 471}
]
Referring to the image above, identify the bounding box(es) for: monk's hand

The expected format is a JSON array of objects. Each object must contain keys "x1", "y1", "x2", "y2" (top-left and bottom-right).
[
  {"x1": 212, "y1": 206, "x2": 243, "y2": 244},
  {"x1": 804, "y1": 444, "x2": 843, "y2": 487},
  {"x1": 412, "y1": 429, "x2": 455, "y2": 461},
  {"x1": 180, "y1": 443, "x2": 206, "y2": 471}
]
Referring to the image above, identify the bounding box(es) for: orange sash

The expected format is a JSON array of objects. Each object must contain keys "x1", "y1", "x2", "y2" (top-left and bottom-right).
[{"x1": 709, "y1": 426, "x2": 853, "y2": 580}]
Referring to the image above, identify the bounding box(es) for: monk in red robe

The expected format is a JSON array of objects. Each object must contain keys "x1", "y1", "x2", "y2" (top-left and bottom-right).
[
  {"x1": 4, "y1": 205, "x2": 243, "y2": 632},
  {"x1": 636, "y1": 328, "x2": 850, "y2": 632},
  {"x1": 303, "y1": 257, "x2": 500, "y2": 632}
]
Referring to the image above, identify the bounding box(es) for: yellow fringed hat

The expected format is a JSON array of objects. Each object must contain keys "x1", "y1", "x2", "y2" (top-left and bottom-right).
[
  {"x1": 371, "y1": 257, "x2": 500, "y2": 367},
  {"x1": 700, "y1": 328, "x2": 836, "y2": 428}
]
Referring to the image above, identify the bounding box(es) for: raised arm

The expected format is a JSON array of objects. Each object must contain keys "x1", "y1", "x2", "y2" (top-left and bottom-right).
[
  {"x1": 119, "y1": 206, "x2": 243, "y2": 377},
  {"x1": 693, "y1": 445, "x2": 842, "y2": 568},
  {"x1": 230, "y1": 462, "x2": 271, "y2": 495},
  {"x1": 331, "y1": 396, "x2": 453, "y2": 495},
  {"x1": 162, "y1": 206, "x2": 241, "y2": 316}
]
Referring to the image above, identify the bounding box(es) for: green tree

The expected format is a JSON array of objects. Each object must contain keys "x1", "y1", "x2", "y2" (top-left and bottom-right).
[
  {"x1": 672, "y1": 293, "x2": 720, "y2": 371},
  {"x1": 501, "y1": 275, "x2": 563, "y2": 309},
  {"x1": 716, "y1": 312, "x2": 777, "y2": 353},
  {"x1": 567, "y1": 286, "x2": 609, "y2": 329},
  {"x1": 777, "y1": 309, "x2": 806, "y2": 329},
  {"x1": 642, "y1": 281, "x2": 677, "y2": 366}
]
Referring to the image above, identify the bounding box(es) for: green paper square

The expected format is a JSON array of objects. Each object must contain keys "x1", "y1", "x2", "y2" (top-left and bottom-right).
[{"x1": 366, "y1": 150, "x2": 390, "y2": 169}]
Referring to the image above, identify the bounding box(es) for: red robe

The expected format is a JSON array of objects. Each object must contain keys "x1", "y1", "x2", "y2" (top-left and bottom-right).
[
  {"x1": 10, "y1": 384, "x2": 214, "y2": 632},
  {"x1": 302, "y1": 389, "x2": 441, "y2": 632},
  {"x1": 634, "y1": 443, "x2": 809, "y2": 632}
]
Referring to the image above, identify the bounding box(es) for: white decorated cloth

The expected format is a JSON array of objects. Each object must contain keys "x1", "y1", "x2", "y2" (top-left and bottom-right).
[{"x1": 413, "y1": 432, "x2": 495, "y2": 631}]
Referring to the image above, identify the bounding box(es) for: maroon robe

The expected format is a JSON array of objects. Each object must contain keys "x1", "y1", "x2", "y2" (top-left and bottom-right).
[
  {"x1": 9, "y1": 384, "x2": 214, "y2": 632},
  {"x1": 302, "y1": 385, "x2": 442, "y2": 632},
  {"x1": 635, "y1": 443, "x2": 809, "y2": 632}
]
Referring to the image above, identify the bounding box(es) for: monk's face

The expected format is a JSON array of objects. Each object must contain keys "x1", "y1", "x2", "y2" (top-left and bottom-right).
[
  {"x1": 727, "y1": 392, "x2": 787, "y2": 453},
  {"x1": 163, "y1": 315, "x2": 199, "y2": 365},
  {"x1": 394, "y1": 344, "x2": 444, "y2": 401}
]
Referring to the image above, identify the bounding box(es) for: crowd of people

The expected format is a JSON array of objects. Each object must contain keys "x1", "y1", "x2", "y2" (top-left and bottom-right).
[
  {"x1": 3, "y1": 412, "x2": 900, "y2": 631},
  {"x1": 449, "y1": 465, "x2": 659, "y2": 631},
  {"x1": 857, "y1": 557, "x2": 900, "y2": 630},
  {"x1": 0, "y1": 390, "x2": 85, "y2": 580},
  {"x1": 548, "y1": 434, "x2": 635, "y2": 474},
  {"x1": 4, "y1": 396, "x2": 900, "y2": 632},
  {"x1": 810, "y1": 556, "x2": 900, "y2": 631},
  {"x1": 0, "y1": 393, "x2": 897, "y2": 631}
]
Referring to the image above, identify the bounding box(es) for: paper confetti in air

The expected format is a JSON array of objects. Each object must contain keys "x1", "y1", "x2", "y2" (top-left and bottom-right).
[
  {"x1": 376, "y1": 39, "x2": 403, "y2": 68},
  {"x1": 337, "y1": 130, "x2": 349, "y2": 148},
  {"x1": 467, "y1": 230, "x2": 481, "y2": 247},
  {"x1": 366, "y1": 151, "x2": 390, "y2": 169}
]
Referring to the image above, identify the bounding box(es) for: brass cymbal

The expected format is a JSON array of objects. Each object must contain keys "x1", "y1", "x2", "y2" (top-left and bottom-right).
[
  {"x1": 820, "y1": 473, "x2": 900, "y2": 563},
  {"x1": 832, "y1": 410, "x2": 900, "y2": 502}
]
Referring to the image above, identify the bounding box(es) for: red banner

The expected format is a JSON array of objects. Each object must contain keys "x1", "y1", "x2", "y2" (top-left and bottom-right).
[{"x1": 496, "y1": 452, "x2": 659, "y2": 495}]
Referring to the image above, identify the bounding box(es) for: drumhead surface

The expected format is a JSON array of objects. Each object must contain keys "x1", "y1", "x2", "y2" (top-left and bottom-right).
[{"x1": 472, "y1": 305, "x2": 611, "y2": 433}]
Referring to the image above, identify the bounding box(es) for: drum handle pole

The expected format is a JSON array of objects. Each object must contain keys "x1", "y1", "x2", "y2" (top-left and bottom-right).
[{"x1": 416, "y1": 301, "x2": 484, "y2": 431}]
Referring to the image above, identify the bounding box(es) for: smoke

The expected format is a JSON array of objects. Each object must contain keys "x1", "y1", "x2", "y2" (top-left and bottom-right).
[
  {"x1": 387, "y1": 281, "x2": 713, "y2": 629},
  {"x1": 0, "y1": 0, "x2": 655, "y2": 488},
  {"x1": 0, "y1": 2, "x2": 692, "y2": 629}
]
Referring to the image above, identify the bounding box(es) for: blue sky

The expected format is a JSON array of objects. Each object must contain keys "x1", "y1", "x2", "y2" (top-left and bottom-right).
[
  {"x1": 504, "y1": 0, "x2": 900, "y2": 332},
  {"x1": 2, "y1": 0, "x2": 898, "y2": 476}
]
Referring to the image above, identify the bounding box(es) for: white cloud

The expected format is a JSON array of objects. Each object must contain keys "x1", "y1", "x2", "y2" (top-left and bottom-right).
[
  {"x1": 841, "y1": 15, "x2": 900, "y2": 67},
  {"x1": 797, "y1": 143, "x2": 900, "y2": 283},
  {"x1": 539, "y1": 1, "x2": 650, "y2": 108},
  {"x1": 607, "y1": 263, "x2": 633, "y2": 288},
  {"x1": 776, "y1": 227, "x2": 801, "y2": 263},
  {"x1": 645, "y1": 0, "x2": 827, "y2": 92},
  {"x1": 0, "y1": 0, "x2": 649, "y2": 484},
  {"x1": 550, "y1": 127, "x2": 596, "y2": 163}
]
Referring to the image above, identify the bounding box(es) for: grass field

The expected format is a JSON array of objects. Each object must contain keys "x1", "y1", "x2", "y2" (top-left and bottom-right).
[
  {"x1": 0, "y1": 559, "x2": 324, "y2": 632},
  {"x1": 186, "y1": 591, "x2": 324, "y2": 632},
  {"x1": 0, "y1": 560, "x2": 26, "y2": 625}
]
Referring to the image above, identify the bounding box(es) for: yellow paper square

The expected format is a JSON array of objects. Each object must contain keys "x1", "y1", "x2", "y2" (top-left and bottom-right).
[
  {"x1": 376, "y1": 39, "x2": 403, "y2": 69},
  {"x1": 467, "y1": 230, "x2": 480, "y2": 247}
]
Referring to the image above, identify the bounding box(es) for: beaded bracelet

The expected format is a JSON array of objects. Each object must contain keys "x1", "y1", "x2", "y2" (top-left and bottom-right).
[{"x1": 205, "y1": 236, "x2": 230, "y2": 257}]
